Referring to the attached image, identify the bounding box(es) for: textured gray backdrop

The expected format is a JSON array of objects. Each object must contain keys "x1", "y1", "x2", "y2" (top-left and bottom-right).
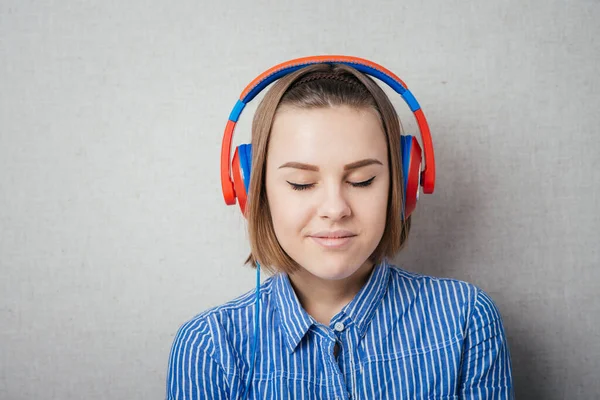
[{"x1": 1, "y1": 1, "x2": 598, "y2": 399}]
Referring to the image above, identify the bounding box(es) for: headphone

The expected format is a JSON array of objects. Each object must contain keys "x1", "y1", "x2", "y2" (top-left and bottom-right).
[
  {"x1": 219, "y1": 56, "x2": 435, "y2": 399},
  {"x1": 221, "y1": 55, "x2": 435, "y2": 220}
]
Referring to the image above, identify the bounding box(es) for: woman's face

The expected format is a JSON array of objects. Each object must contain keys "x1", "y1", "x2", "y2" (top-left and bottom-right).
[{"x1": 265, "y1": 105, "x2": 390, "y2": 280}]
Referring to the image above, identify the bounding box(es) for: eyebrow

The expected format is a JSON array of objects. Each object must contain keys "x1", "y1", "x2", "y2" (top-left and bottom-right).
[{"x1": 278, "y1": 158, "x2": 383, "y2": 172}]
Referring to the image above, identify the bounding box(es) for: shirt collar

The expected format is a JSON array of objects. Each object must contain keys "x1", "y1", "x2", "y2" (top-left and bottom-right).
[
  {"x1": 273, "y1": 272, "x2": 315, "y2": 353},
  {"x1": 273, "y1": 260, "x2": 391, "y2": 353},
  {"x1": 340, "y1": 259, "x2": 391, "y2": 337}
]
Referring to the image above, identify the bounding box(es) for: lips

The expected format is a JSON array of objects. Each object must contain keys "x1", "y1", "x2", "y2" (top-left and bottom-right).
[
  {"x1": 310, "y1": 230, "x2": 356, "y2": 239},
  {"x1": 309, "y1": 230, "x2": 357, "y2": 249}
]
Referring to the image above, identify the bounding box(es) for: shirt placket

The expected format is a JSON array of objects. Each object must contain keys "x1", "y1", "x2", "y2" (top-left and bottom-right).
[
  {"x1": 331, "y1": 317, "x2": 355, "y2": 400},
  {"x1": 310, "y1": 323, "x2": 345, "y2": 400}
]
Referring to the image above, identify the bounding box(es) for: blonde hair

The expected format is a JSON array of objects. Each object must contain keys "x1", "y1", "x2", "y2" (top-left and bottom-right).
[{"x1": 245, "y1": 63, "x2": 411, "y2": 274}]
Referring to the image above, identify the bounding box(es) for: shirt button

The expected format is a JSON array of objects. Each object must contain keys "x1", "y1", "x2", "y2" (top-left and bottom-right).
[{"x1": 334, "y1": 322, "x2": 345, "y2": 332}]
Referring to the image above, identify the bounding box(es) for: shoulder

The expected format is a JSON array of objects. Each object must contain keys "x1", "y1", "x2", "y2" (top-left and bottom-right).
[
  {"x1": 169, "y1": 275, "x2": 276, "y2": 362},
  {"x1": 166, "y1": 278, "x2": 278, "y2": 399},
  {"x1": 387, "y1": 263, "x2": 478, "y2": 305},
  {"x1": 386, "y1": 263, "x2": 505, "y2": 330}
]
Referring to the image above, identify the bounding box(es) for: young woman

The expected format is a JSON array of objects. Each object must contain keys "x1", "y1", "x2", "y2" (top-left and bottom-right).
[{"x1": 166, "y1": 56, "x2": 514, "y2": 399}]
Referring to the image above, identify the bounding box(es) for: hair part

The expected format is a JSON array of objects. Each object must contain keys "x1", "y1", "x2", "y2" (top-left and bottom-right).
[{"x1": 244, "y1": 63, "x2": 412, "y2": 275}]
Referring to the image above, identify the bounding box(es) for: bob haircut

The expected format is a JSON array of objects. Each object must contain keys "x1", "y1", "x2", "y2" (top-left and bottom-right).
[{"x1": 245, "y1": 63, "x2": 411, "y2": 274}]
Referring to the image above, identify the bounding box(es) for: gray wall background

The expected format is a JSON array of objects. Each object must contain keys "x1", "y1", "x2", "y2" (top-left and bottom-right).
[{"x1": 1, "y1": 1, "x2": 598, "y2": 399}]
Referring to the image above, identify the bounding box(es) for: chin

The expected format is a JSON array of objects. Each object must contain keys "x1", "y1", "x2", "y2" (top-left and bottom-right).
[{"x1": 302, "y1": 256, "x2": 365, "y2": 281}]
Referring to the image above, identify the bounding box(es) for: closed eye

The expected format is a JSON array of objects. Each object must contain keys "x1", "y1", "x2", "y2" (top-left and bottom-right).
[
  {"x1": 350, "y1": 176, "x2": 375, "y2": 187},
  {"x1": 286, "y1": 181, "x2": 314, "y2": 191},
  {"x1": 286, "y1": 176, "x2": 376, "y2": 191}
]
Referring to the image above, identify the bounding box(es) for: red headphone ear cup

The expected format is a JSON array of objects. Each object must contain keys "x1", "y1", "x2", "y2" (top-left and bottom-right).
[
  {"x1": 231, "y1": 147, "x2": 248, "y2": 215},
  {"x1": 404, "y1": 137, "x2": 422, "y2": 218}
]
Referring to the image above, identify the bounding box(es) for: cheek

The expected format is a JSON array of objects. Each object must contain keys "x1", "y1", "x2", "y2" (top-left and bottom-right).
[
  {"x1": 266, "y1": 182, "x2": 312, "y2": 235},
  {"x1": 356, "y1": 180, "x2": 389, "y2": 227}
]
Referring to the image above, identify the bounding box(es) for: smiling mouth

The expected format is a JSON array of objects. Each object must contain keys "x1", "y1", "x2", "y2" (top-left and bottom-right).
[
  {"x1": 309, "y1": 234, "x2": 357, "y2": 249},
  {"x1": 310, "y1": 230, "x2": 357, "y2": 239},
  {"x1": 312, "y1": 234, "x2": 356, "y2": 239}
]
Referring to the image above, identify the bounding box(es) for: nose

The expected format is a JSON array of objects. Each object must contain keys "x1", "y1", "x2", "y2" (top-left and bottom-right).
[{"x1": 318, "y1": 184, "x2": 351, "y2": 221}]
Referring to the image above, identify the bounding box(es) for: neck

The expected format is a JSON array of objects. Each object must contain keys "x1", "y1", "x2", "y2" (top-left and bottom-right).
[{"x1": 287, "y1": 260, "x2": 375, "y2": 326}]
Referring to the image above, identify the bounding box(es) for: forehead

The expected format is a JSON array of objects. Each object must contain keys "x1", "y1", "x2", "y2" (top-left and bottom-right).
[{"x1": 267, "y1": 106, "x2": 388, "y2": 166}]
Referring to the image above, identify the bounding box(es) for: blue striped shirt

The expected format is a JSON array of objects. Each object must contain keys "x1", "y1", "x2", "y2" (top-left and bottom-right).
[{"x1": 166, "y1": 261, "x2": 514, "y2": 399}]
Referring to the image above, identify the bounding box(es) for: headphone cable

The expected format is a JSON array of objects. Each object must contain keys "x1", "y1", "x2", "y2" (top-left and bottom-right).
[{"x1": 241, "y1": 261, "x2": 260, "y2": 399}]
